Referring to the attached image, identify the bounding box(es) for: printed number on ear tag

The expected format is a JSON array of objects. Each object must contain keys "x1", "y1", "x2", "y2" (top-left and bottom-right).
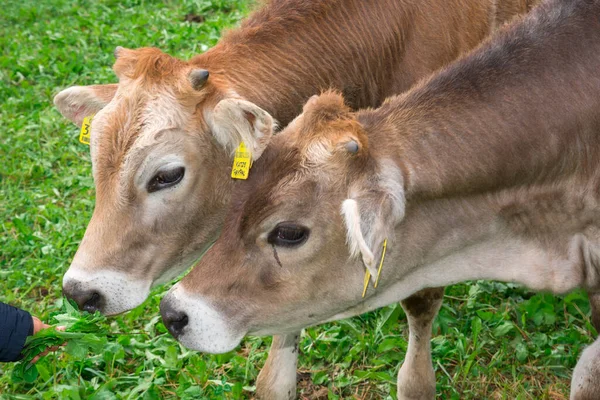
[
  {"x1": 231, "y1": 142, "x2": 252, "y2": 180},
  {"x1": 79, "y1": 116, "x2": 93, "y2": 145}
]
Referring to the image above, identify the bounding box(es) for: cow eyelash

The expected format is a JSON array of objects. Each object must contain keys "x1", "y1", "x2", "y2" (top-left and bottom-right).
[
  {"x1": 147, "y1": 166, "x2": 185, "y2": 193},
  {"x1": 267, "y1": 223, "x2": 310, "y2": 248}
]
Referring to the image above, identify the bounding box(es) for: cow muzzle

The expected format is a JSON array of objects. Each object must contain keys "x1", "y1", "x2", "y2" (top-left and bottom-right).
[
  {"x1": 62, "y1": 266, "x2": 151, "y2": 315},
  {"x1": 160, "y1": 283, "x2": 246, "y2": 354}
]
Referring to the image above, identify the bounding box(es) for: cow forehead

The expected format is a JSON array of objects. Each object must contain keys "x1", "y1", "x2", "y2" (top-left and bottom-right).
[
  {"x1": 142, "y1": 89, "x2": 194, "y2": 133},
  {"x1": 234, "y1": 145, "x2": 329, "y2": 236},
  {"x1": 93, "y1": 86, "x2": 193, "y2": 161},
  {"x1": 90, "y1": 85, "x2": 197, "y2": 198}
]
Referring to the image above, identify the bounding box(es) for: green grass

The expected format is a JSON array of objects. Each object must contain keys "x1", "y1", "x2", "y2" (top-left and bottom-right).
[{"x1": 0, "y1": 0, "x2": 596, "y2": 399}]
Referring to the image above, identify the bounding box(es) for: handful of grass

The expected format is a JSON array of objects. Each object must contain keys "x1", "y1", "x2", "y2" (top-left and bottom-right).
[{"x1": 12, "y1": 299, "x2": 111, "y2": 383}]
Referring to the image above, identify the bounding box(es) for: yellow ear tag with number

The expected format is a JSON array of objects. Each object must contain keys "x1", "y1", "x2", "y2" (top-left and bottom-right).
[
  {"x1": 79, "y1": 115, "x2": 93, "y2": 145},
  {"x1": 231, "y1": 142, "x2": 252, "y2": 180},
  {"x1": 362, "y1": 239, "x2": 387, "y2": 298}
]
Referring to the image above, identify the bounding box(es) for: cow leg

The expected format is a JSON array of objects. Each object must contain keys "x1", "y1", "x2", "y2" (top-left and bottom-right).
[
  {"x1": 588, "y1": 292, "x2": 600, "y2": 333},
  {"x1": 570, "y1": 292, "x2": 600, "y2": 399},
  {"x1": 397, "y1": 287, "x2": 445, "y2": 400},
  {"x1": 570, "y1": 336, "x2": 600, "y2": 400},
  {"x1": 256, "y1": 333, "x2": 300, "y2": 400}
]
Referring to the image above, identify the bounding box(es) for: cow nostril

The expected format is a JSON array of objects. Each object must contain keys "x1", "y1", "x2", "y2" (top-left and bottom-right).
[
  {"x1": 82, "y1": 291, "x2": 103, "y2": 313},
  {"x1": 64, "y1": 283, "x2": 105, "y2": 313},
  {"x1": 164, "y1": 311, "x2": 189, "y2": 338}
]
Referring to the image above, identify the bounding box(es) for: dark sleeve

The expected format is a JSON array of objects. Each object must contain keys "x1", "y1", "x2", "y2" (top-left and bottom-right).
[{"x1": 0, "y1": 302, "x2": 33, "y2": 362}]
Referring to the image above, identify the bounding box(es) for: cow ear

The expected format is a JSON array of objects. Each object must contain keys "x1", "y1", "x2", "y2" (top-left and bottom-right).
[
  {"x1": 340, "y1": 161, "x2": 405, "y2": 281},
  {"x1": 54, "y1": 84, "x2": 118, "y2": 127},
  {"x1": 211, "y1": 99, "x2": 277, "y2": 161}
]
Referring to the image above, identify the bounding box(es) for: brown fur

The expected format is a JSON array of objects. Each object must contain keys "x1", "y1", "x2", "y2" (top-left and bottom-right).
[
  {"x1": 57, "y1": 0, "x2": 541, "y2": 398},
  {"x1": 112, "y1": 0, "x2": 540, "y2": 121},
  {"x1": 202, "y1": 0, "x2": 538, "y2": 124},
  {"x1": 360, "y1": 1, "x2": 600, "y2": 200},
  {"x1": 172, "y1": 0, "x2": 600, "y2": 397},
  {"x1": 89, "y1": 0, "x2": 541, "y2": 204},
  {"x1": 113, "y1": 47, "x2": 187, "y2": 83}
]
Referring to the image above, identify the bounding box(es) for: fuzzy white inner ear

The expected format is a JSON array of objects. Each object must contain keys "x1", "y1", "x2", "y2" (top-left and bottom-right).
[
  {"x1": 341, "y1": 199, "x2": 378, "y2": 279},
  {"x1": 54, "y1": 85, "x2": 116, "y2": 126},
  {"x1": 210, "y1": 98, "x2": 276, "y2": 161}
]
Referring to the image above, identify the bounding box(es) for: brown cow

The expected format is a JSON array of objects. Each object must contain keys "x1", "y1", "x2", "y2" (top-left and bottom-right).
[
  {"x1": 160, "y1": 0, "x2": 600, "y2": 398},
  {"x1": 54, "y1": 0, "x2": 537, "y2": 398}
]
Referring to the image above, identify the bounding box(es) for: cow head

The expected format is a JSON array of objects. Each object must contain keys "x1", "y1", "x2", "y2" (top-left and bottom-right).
[
  {"x1": 56, "y1": 47, "x2": 275, "y2": 315},
  {"x1": 160, "y1": 92, "x2": 406, "y2": 353}
]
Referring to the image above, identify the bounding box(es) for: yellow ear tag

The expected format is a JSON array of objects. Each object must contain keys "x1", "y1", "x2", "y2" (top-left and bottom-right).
[
  {"x1": 231, "y1": 142, "x2": 252, "y2": 180},
  {"x1": 362, "y1": 239, "x2": 387, "y2": 298},
  {"x1": 79, "y1": 115, "x2": 93, "y2": 145}
]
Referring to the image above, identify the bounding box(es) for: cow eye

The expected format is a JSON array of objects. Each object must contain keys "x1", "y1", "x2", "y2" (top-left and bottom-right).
[
  {"x1": 147, "y1": 166, "x2": 185, "y2": 193},
  {"x1": 267, "y1": 223, "x2": 309, "y2": 248}
]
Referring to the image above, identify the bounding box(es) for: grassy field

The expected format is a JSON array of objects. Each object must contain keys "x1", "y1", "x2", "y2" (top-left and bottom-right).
[{"x1": 0, "y1": 0, "x2": 596, "y2": 399}]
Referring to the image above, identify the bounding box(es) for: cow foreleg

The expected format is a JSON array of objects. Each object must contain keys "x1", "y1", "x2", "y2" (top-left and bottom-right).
[
  {"x1": 397, "y1": 287, "x2": 444, "y2": 400},
  {"x1": 588, "y1": 292, "x2": 600, "y2": 333},
  {"x1": 570, "y1": 292, "x2": 600, "y2": 399},
  {"x1": 571, "y1": 336, "x2": 600, "y2": 400},
  {"x1": 256, "y1": 333, "x2": 300, "y2": 400}
]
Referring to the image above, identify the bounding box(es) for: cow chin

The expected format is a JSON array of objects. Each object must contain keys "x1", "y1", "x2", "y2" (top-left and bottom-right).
[
  {"x1": 160, "y1": 284, "x2": 246, "y2": 354},
  {"x1": 62, "y1": 266, "x2": 152, "y2": 316}
]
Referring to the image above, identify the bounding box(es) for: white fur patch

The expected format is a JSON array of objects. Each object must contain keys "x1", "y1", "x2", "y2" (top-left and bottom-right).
[
  {"x1": 341, "y1": 199, "x2": 377, "y2": 279},
  {"x1": 162, "y1": 283, "x2": 246, "y2": 353},
  {"x1": 63, "y1": 267, "x2": 151, "y2": 315}
]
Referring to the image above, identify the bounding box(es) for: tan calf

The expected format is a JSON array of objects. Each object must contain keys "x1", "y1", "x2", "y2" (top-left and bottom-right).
[
  {"x1": 54, "y1": 0, "x2": 537, "y2": 398},
  {"x1": 161, "y1": 0, "x2": 600, "y2": 397}
]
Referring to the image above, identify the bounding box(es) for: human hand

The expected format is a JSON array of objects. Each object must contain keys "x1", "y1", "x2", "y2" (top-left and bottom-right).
[
  {"x1": 32, "y1": 317, "x2": 50, "y2": 335},
  {"x1": 30, "y1": 316, "x2": 65, "y2": 363}
]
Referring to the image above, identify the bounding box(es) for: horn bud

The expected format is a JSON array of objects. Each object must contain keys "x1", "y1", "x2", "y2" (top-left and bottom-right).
[
  {"x1": 344, "y1": 140, "x2": 359, "y2": 154},
  {"x1": 189, "y1": 69, "x2": 209, "y2": 90}
]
